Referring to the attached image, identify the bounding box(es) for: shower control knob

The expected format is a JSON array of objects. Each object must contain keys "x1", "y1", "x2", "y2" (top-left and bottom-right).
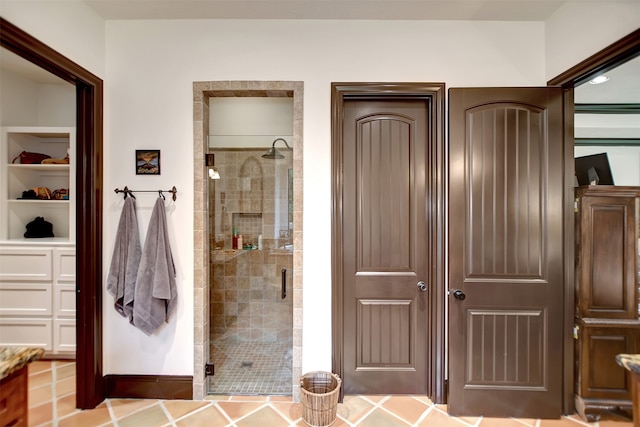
[{"x1": 417, "y1": 281, "x2": 428, "y2": 292}]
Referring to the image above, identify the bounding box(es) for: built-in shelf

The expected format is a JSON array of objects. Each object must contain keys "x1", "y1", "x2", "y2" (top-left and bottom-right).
[
  {"x1": 0, "y1": 127, "x2": 77, "y2": 357},
  {"x1": 1, "y1": 127, "x2": 75, "y2": 241}
]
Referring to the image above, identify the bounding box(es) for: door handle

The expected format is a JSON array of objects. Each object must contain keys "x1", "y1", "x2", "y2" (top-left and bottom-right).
[
  {"x1": 281, "y1": 268, "x2": 287, "y2": 299},
  {"x1": 451, "y1": 289, "x2": 466, "y2": 301},
  {"x1": 417, "y1": 281, "x2": 428, "y2": 292}
]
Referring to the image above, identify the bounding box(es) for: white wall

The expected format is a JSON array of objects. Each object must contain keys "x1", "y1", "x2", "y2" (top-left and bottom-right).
[
  {"x1": 103, "y1": 19, "x2": 546, "y2": 375},
  {"x1": 545, "y1": 1, "x2": 640, "y2": 80},
  {"x1": 0, "y1": 0, "x2": 106, "y2": 79},
  {"x1": 0, "y1": 70, "x2": 40, "y2": 126},
  {"x1": 209, "y1": 97, "x2": 293, "y2": 147},
  {"x1": 0, "y1": 69, "x2": 75, "y2": 126}
]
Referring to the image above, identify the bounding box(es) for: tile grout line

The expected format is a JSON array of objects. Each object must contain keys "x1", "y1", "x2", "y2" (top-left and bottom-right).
[
  {"x1": 430, "y1": 405, "x2": 473, "y2": 426},
  {"x1": 412, "y1": 403, "x2": 437, "y2": 426},
  {"x1": 375, "y1": 404, "x2": 414, "y2": 426},
  {"x1": 106, "y1": 399, "x2": 118, "y2": 425},
  {"x1": 352, "y1": 395, "x2": 391, "y2": 425},
  {"x1": 158, "y1": 401, "x2": 178, "y2": 427},
  {"x1": 266, "y1": 400, "x2": 302, "y2": 425},
  {"x1": 209, "y1": 401, "x2": 241, "y2": 426},
  {"x1": 52, "y1": 361, "x2": 59, "y2": 427},
  {"x1": 217, "y1": 401, "x2": 271, "y2": 425},
  {"x1": 110, "y1": 400, "x2": 164, "y2": 425}
]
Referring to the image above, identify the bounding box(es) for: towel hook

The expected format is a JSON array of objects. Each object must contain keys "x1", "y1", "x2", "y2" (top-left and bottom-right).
[
  {"x1": 121, "y1": 186, "x2": 135, "y2": 199},
  {"x1": 159, "y1": 190, "x2": 165, "y2": 200}
]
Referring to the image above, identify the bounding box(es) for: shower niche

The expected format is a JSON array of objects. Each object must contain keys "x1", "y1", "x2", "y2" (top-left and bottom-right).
[{"x1": 207, "y1": 96, "x2": 294, "y2": 395}]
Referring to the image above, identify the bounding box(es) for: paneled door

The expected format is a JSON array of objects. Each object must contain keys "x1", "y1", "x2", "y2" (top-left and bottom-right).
[
  {"x1": 338, "y1": 95, "x2": 435, "y2": 394},
  {"x1": 448, "y1": 87, "x2": 565, "y2": 418}
]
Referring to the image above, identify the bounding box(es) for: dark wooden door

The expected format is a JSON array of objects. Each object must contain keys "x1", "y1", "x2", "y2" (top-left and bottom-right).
[
  {"x1": 340, "y1": 99, "x2": 431, "y2": 394},
  {"x1": 448, "y1": 87, "x2": 565, "y2": 418}
]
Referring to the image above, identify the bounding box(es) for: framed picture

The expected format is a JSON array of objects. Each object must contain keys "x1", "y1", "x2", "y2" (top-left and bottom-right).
[{"x1": 136, "y1": 149, "x2": 161, "y2": 175}]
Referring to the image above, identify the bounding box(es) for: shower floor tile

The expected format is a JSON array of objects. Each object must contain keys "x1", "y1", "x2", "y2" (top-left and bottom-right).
[{"x1": 209, "y1": 340, "x2": 292, "y2": 395}]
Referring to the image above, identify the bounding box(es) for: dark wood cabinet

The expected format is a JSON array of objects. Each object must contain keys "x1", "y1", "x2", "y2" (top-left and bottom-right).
[{"x1": 575, "y1": 186, "x2": 640, "y2": 422}]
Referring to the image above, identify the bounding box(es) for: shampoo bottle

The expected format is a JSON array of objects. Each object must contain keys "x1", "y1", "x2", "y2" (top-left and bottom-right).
[{"x1": 232, "y1": 227, "x2": 238, "y2": 249}]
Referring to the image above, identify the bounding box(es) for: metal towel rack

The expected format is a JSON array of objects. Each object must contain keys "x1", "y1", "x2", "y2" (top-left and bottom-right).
[{"x1": 114, "y1": 186, "x2": 178, "y2": 201}]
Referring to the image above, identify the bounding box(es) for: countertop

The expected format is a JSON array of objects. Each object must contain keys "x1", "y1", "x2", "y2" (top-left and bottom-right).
[
  {"x1": 0, "y1": 347, "x2": 45, "y2": 380},
  {"x1": 616, "y1": 354, "x2": 640, "y2": 375}
]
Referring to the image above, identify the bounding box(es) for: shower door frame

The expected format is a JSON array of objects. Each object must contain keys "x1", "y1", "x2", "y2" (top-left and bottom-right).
[{"x1": 192, "y1": 81, "x2": 304, "y2": 400}]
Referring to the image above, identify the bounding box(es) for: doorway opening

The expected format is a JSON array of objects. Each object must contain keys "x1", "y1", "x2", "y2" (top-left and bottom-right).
[
  {"x1": 0, "y1": 18, "x2": 104, "y2": 409},
  {"x1": 192, "y1": 81, "x2": 303, "y2": 400},
  {"x1": 208, "y1": 96, "x2": 294, "y2": 395}
]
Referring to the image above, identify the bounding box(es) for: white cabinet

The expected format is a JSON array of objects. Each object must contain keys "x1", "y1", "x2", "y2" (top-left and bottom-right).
[
  {"x1": 1, "y1": 127, "x2": 75, "y2": 242},
  {"x1": 52, "y1": 248, "x2": 75, "y2": 353},
  {"x1": 0, "y1": 246, "x2": 75, "y2": 356},
  {"x1": 0, "y1": 127, "x2": 75, "y2": 356}
]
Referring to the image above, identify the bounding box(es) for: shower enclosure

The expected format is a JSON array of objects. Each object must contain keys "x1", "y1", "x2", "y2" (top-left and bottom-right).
[{"x1": 207, "y1": 99, "x2": 294, "y2": 395}]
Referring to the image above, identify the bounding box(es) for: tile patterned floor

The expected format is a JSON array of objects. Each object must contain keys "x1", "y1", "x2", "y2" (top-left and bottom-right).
[
  {"x1": 209, "y1": 340, "x2": 292, "y2": 395},
  {"x1": 27, "y1": 361, "x2": 633, "y2": 427}
]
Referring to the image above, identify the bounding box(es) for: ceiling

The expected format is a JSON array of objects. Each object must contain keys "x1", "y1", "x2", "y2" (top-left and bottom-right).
[
  {"x1": 1, "y1": 0, "x2": 637, "y2": 105},
  {"x1": 83, "y1": 0, "x2": 570, "y2": 21}
]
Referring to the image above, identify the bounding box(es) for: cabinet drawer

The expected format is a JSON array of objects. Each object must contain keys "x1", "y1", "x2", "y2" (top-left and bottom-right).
[
  {"x1": 0, "y1": 283, "x2": 52, "y2": 316},
  {"x1": 54, "y1": 248, "x2": 75, "y2": 282},
  {"x1": 0, "y1": 249, "x2": 52, "y2": 281},
  {"x1": 0, "y1": 318, "x2": 52, "y2": 350},
  {"x1": 53, "y1": 319, "x2": 75, "y2": 353},
  {"x1": 54, "y1": 284, "x2": 76, "y2": 317}
]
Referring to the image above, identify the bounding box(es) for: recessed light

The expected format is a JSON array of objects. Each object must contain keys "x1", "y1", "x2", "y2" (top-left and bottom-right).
[{"x1": 589, "y1": 75, "x2": 610, "y2": 85}]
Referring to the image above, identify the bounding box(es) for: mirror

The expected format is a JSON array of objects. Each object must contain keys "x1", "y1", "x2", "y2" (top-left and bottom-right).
[{"x1": 574, "y1": 54, "x2": 640, "y2": 185}]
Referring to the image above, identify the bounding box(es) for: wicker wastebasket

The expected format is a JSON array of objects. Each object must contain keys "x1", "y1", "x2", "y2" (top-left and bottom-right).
[{"x1": 300, "y1": 371, "x2": 342, "y2": 427}]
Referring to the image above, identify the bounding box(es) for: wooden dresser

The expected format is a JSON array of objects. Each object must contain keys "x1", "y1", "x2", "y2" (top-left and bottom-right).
[
  {"x1": 0, "y1": 346, "x2": 44, "y2": 427},
  {"x1": 574, "y1": 186, "x2": 640, "y2": 421}
]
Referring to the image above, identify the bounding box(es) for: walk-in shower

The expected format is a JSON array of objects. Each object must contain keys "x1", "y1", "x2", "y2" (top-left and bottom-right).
[{"x1": 207, "y1": 97, "x2": 294, "y2": 395}]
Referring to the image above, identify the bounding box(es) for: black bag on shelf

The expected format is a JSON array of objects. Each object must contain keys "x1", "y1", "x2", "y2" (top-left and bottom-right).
[{"x1": 24, "y1": 217, "x2": 54, "y2": 238}]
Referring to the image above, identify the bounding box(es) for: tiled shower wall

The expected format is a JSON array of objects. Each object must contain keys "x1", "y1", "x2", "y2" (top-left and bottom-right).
[
  {"x1": 208, "y1": 148, "x2": 294, "y2": 343},
  {"x1": 209, "y1": 149, "x2": 292, "y2": 251},
  {"x1": 210, "y1": 249, "x2": 293, "y2": 343}
]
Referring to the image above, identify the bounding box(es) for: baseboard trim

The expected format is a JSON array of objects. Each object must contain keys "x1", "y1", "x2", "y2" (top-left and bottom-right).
[{"x1": 104, "y1": 375, "x2": 193, "y2": 400}]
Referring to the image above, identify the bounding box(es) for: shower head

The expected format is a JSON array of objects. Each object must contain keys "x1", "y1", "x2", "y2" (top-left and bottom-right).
[{"x1": 262, "y1": 138, "x2": 291, "y2": 159}]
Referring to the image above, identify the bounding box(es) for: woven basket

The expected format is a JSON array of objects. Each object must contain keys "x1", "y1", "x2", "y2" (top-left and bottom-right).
[{"x1": 300, "y1": 371, "x2": 342, "y2": 427}]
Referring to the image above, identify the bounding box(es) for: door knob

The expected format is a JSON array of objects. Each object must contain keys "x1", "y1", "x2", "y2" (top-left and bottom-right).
[
  {"x1": 417, "y1": 281, "x2": 428, "y2": 292},
  {"x1": 452, "y1": 289, "x2": 466, "y2": 300}
]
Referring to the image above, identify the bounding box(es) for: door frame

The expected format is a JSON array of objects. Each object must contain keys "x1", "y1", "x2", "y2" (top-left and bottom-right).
[
  {"x1": 0, "y1": 18, "x2": 104, "y2": 409},
  {"x1": 547, "y1": 28, "x2": 640, "y2": 415},
  {"x1": 331, "y1": 82, "x2": 446, "y2": 403}
]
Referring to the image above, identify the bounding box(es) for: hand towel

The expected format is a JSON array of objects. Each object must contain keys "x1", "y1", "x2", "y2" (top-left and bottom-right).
[
  {"x1": 133, "y1": 197, "x2": 177, "y2": 335},
  {"x1": 106, "y1": 197, "x2": 141, "y2": 322}
]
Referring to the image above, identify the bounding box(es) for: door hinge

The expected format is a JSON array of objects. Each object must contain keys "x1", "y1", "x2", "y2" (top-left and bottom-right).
[
  {"x1": 573, "y1": 325, "x2": 580, "y2": 340},
  {"x1": 205, "y1": 363, "x2": 215, "y2": 376}
]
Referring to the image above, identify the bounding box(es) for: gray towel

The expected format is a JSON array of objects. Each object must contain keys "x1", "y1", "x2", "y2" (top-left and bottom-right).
[
  {"x1": 133, "y1": 197, "x2": 177, "y2": 335},
  {"x1": 106, "y1": 197, "x2": 141, "y2": 322}
]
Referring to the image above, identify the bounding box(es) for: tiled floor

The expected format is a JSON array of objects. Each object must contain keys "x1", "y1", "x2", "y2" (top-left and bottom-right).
[
  {"x1": 28, "y1": 361, "x2": 633, "y2": 427},
  {"x1": 209, "y1": 340, "x2": 292, "y2": 395}
]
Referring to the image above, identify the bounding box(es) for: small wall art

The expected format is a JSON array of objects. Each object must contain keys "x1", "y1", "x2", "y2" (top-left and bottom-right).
[{"x1": 136, "y1": 149, "x2": 161, "y2": 175}]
